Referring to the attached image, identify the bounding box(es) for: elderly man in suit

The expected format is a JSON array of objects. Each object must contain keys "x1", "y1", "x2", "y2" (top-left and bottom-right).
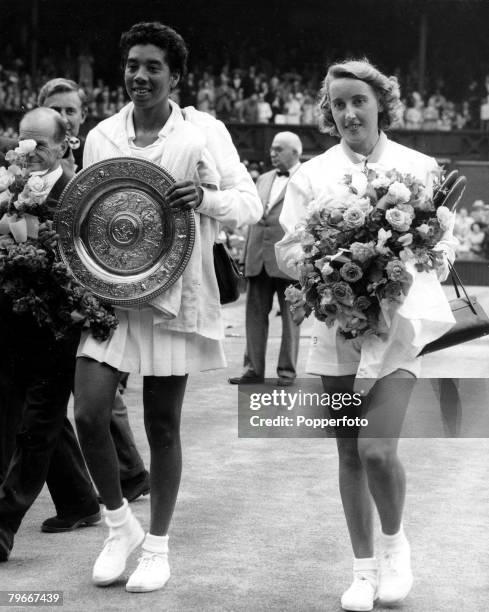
[
  {"x1": 0, "y1": 108, "x2": 101, "y2": 562},
  {"x1": 229, "y1": 131, "x2": 302, "y2": 386}
]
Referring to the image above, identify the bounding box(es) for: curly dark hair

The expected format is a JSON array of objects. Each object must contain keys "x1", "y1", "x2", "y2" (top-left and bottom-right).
[
  {"x1": 119, "y1": 22, "x2": 188, "y2": 79},
  {"x1": 317, "y1": 58, "x2": 403, "y2": 136}
]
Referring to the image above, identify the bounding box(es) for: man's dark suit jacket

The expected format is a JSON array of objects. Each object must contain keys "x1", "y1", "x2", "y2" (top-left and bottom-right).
[{"x1": 0, "y1": 165, "x2": 78, "y2": 448}]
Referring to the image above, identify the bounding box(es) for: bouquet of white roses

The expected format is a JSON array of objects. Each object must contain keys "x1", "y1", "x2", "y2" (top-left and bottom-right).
[
  {"x1": 286, "y1": 167, "x2": 453, "y2": 338},
  {"x1": 0, "y1": 140, "x2": 118, "y2": 341}
]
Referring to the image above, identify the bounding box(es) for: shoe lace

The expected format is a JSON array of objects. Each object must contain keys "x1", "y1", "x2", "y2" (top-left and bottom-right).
[
  {"x1": 102, "y1": 532, "x2": 124, "y2": 555},
  {"x1": 352, "y1": 574, "x2": 376, "y2": 591},
  {"x1": 381, "y1": 550, "x2": 402, "y2": 575},
  {"x1": 136, "y1": 551, "x2": 165, "y2": 570}
]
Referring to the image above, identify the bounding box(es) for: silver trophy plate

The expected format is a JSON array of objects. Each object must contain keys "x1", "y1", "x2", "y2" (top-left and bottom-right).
[{"x1": 54, "y1": 157, "x2": 195, "y2": 306}]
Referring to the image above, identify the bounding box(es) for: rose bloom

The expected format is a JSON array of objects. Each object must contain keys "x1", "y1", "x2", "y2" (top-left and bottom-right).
[
  {"x1": 320, "y1": 287, "x2": 334, "y2": 306},
  {"x1": 383, "y1": 280, "x2": 403, "y2": 300},
  {"x1": 387, "y1": 181, "x2": 412, "y2": 203},
  {"x1": 17, "y1": 139, "x2": 37, "y2": 154},
  {"x1": 350, "y1": 241, "x2": 376, "y2": 263},
  {"x1": 343, "y1": 206, "x2": 366, "y2": 229},
  {"x1": 327, "y1": 209, "x2": 344, "y2": 226},
  {"x1": 354, "y1": 295, "x2": 372, "y2": 311},
  {"x1": 385, "y1": 259, "x2": 408, "y2": 282},
  {"x1": 340, "y1": 262, "x2": 363, "y2": 283},
  {"x1": 436, "y1": 205, "x2": 453, "y2": 231},
  {"x1": 319, "y1": 227, "x2": 340, "y2": 248},
  {"x1": 371, "y1": 174, "x2": 391, "y2": 190},
  {"x1": 397, "y1": 203, "x2": 414, "y2": 217},
  {"x1": 285, "y1": 285, "x2": 304, "y2": 306},
  {"x1": 331, "y1": 281, "x2": 355, "y2": 306},
  {"x1": 385, "y1": 208, "x2": 412, "y2": 232},
  {"x1": 27, "y1": 174, "x2": 49, "y2": 198},
  {"x1": 320, "y1": 235, "x2": 339, "y2": 254},
  {"x1": 355, "y1": 197, "x2": 372, "y2": 212}
]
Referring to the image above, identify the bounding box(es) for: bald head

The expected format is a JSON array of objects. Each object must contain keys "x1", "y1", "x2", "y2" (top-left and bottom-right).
[
  {"x1": 20, "y1": 107, "x2": 67, "y2": 144},
  {"x1": 270, "y1": 131, "x2": 302, "y2": 172},
  {"x1": 19, "y1": 107, "x2": 67, "y2": 173}
]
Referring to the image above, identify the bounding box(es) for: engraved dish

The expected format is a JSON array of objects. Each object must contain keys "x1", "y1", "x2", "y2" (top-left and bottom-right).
[{"x1": 54, "y1": 157, "x2": 195, "y2": 305}]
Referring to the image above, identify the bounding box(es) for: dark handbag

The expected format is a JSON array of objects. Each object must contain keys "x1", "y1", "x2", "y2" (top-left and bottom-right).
[
  {"x1": 213, "y1": 242, "x2": 243, "y2": 305},
  {"x1": 419, "y1": 262, "x2": 489, "y2": 355}
]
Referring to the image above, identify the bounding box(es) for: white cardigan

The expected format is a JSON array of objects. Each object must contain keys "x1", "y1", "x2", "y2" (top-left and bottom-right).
[{"x1": 83, "y1": 101, "x2": 261, "y2": 339}]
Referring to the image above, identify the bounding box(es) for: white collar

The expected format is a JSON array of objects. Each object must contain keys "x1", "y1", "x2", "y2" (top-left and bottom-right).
[
  {"x1": 126, "y1": 99, "x2": 184, "y2": 145},
  {"x1": 340, "y1": 131, "x2": 388, "y2": 165},
  {"x1": 275, "y1": 161, "x2": 301, "y2": 178}
]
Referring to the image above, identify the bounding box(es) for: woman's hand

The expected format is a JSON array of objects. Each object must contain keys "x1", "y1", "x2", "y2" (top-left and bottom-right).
[
  {"x1": 38, "y1": 220, "x2": 59, "y2": 250},
  {"x1": 165, "y1": 181, "x2": 203, "y2": 211}
]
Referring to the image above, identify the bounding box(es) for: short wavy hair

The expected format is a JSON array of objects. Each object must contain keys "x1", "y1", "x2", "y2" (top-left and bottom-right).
[
  {"x1": 317, "y1": 58, "x2": 402, "y2": 136},
  {"x1": 38, "y1": 78, "x2": 87, "y2": 109},
  {"x1": 120, "y1": 22, "x2": 188, "y2": 79}
]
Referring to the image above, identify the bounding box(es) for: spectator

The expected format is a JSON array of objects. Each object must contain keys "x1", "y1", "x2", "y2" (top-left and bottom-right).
[
  {"x1": 454, "y1": 207, "x2": 474, "y2": 254},
  {"x1": 283, "y1": 92, "x2": 302, "y2": 124},
  {"x1": 196, "y1": 77, "x2": 216, "y2": 115},
  {"x1": 179, "y1": 72, "x2": 197, "y2": 107},
  {"x1": 242, "y1": 93, "x2": 259, "y2": 123},
  {"x1": 404, "y1": 92, "x2": 424, "y2": 129},
  {"x1": 468, "y1": 222, "x2": 485, "y2": 257},
  {"x1": 422, "y1": 99, "x2": 439, "y2": 130},
  {"x1": 256, "y1": 92, "x2": 272, "y2": 123},
  {"x1": 215, "y1": 75, "x2": 235, "y2": 121}
]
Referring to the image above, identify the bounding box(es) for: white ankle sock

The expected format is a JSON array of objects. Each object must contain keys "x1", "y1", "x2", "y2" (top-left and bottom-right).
[
  {"x1": 143, "y1": 533, "x2": 169, "y2": 554},
  {"x1": 380, "y1": 525, "x2": 406, "y2": 551},
  {"x1": 353, "y1": 557, "x2": 377, "y2": 588},
  {"x1": 104, "y1": 499, "x2": 129, "y2": 526}
]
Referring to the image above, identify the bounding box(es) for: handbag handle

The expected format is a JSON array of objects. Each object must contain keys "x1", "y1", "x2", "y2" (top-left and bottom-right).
[{"x1": 448, "y1": 260, "x2": 477, "y2": 314}]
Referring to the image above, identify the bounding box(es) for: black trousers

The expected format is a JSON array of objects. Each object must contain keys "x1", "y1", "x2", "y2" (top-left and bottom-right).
[{"x1": 0, "y1": 301, "x2": 98, "y2": 533}]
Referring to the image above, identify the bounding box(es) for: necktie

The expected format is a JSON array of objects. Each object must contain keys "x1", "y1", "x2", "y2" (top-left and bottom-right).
[{"x1": 276, "y1": 170, "x2": 289, "y2": 177}]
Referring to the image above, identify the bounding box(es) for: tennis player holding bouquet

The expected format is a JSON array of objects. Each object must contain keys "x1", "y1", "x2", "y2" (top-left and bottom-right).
[{"x1": 276, "y1": 58, "x2": 457, "y2": 611}]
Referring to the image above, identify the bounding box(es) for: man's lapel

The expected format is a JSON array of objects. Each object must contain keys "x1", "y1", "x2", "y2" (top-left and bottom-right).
[{"x1": 266, "y1": 164, "x2": 301, "y2": 213}]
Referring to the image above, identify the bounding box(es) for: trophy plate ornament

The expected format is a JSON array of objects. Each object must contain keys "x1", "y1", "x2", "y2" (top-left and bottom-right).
[{"x1": 54, "y1": 157, "x2": 195, "y2": 305}]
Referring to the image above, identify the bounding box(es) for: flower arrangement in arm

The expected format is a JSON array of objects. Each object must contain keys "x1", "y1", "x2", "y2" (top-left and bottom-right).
[
  {"x1": 0, "y1": 140, "x2": 118, "y2": 341},
  {"x1": 287, "y1": 166, "x2": 452, "y2": 338}
]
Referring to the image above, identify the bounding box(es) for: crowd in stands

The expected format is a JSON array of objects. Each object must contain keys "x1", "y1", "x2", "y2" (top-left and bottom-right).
[
  {"x1": 454, "y1": 202, "x2": 489, "y2": 259},
  {"x1": 2, "y1": 43, "x2": 489, "y2": 136}
]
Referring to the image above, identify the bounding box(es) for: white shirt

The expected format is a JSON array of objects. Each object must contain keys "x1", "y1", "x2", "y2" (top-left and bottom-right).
[{"x1": 126, "y1": 105, "x2": 179, "y2": 161}]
